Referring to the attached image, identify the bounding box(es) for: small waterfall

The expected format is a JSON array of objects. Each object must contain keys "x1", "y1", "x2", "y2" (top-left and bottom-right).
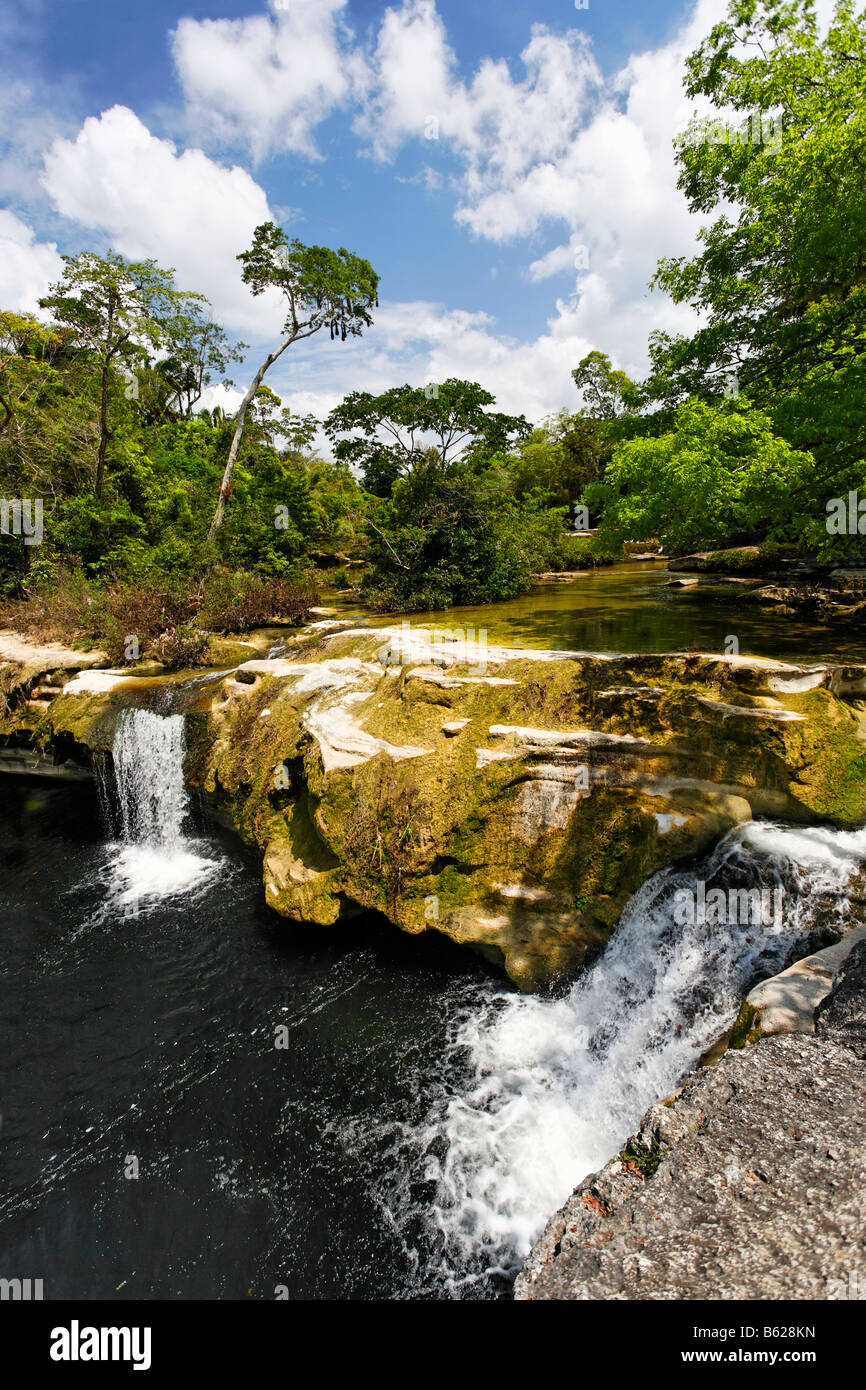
[
  {"x1": 114, "y1": 710, "x2": 189, "y2": 847},
  {"x1": 351, "y1": 818, "x2": 866, "y2": 1294},
  {"x1": 103, "y1": 708, "x2": 221, "y2": 909}
]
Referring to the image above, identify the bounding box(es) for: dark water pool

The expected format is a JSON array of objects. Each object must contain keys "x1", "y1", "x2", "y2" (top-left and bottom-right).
[{"x1": 0, "y1": 776, "x2": 496, "y2": 1300}]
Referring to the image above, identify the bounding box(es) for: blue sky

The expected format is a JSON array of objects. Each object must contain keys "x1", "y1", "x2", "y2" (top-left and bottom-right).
[{"x1": 1, "y1": 0, "x2": 727, "y2": 424}]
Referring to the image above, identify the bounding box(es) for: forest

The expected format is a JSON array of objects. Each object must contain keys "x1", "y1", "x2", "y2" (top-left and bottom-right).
[{"x1": 1, "y1": 0, "x2": 864, "y2": 665}]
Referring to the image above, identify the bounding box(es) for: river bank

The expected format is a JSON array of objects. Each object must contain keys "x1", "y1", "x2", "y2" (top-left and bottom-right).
[{"x1": 2, "y1": 561, "x2": 865, "y2": 1298}]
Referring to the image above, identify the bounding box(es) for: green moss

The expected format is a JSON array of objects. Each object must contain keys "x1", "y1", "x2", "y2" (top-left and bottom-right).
[
  {"x1": 620, "y1": 1137, "x2": 666, "y2": 1178},
  {"x1": 728, "y1": 999, "x2": 766, "y2": 1049}
]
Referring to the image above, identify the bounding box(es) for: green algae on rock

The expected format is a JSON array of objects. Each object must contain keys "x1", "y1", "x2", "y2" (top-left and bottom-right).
[{"x1": 3, "y1": 625, "x2": 866, "y2": 990}]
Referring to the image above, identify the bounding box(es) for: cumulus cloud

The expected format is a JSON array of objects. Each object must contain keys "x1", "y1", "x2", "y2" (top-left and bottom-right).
[
  {"x1": 40, "y1": 105, "x2": 282, "y2": 334},
  {"x1": 0, "y1": 210, "x2": 63, "y2": 313},
  {"x1": 172, "y1": 0, "x2": 360, "y2": 161},
  {"x1": 357, "y1": 2, "x2": 602, "y2": 179},
  {"x1": 23, "y1": 0, "x2": 803, "y2": 424}
]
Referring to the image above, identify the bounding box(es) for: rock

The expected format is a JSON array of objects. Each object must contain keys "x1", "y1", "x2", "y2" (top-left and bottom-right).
[
  {"x1": 6, "y1": 626, "x2": 866, "y2": 990},
  {"x1": 668, "y1": 546, "x2": 765, "y2": 574},
  {"x1": 829, "y1": 569, "x2": 866, "y2": 592},
  {"x1": 745, "y1": 926, "x2": 866, "y2": 1036},
  {"x1": 662, "y1": 576, "x2": 699, "y2": 588},
  {"x1": 516, "y1": 945, "x2": 866, "y2": 1300},
  {"x1": 815, "y1": 940, "x2": 866, "y2": 1058}
]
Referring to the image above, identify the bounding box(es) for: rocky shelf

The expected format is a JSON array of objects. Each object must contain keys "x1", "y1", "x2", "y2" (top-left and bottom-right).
[
  {"x1": 516, "y1": 939, "x2": 866, "y2": 1300},
  {"x1": 2, "y1": 623, "x2": 866, "y2": 990}
]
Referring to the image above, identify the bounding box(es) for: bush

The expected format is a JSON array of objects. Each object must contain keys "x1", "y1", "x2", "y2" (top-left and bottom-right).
[
  {"x1": 148, "y1": 623, "x2": 210, "y2": 670},
  {"x1": 362, "y1": 468, "x2": 533, "y2": 612},
  {"x1": 196, "y1": 572, "x2": 319, "y2": 632},
  {"x1": 0, "y1": 568, "x2": 318, "y2": 663}
]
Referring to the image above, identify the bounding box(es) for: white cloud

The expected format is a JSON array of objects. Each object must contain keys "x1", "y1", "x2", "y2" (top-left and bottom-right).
[
  {"x1": 352, "y1": 0, "x2": 722, "y2": 382},
  {"x1": 172, "y1": 0, "x2": 360, "y2": 161},
  {"x1": 17, "y1": 0, "x2": 810, "y2": 430},
  {"x1": 40, "y1": 105, "x2": 282, "y2": 335},
  {"x1": 0, "y1": 209, "x2": 63, "y2": 312},
  {"x1": 260, "y1": 289, "x2": 690, "y2": 431},
  {"x1": 356, "y1": 0, "x2": 602, "y2": 180}
]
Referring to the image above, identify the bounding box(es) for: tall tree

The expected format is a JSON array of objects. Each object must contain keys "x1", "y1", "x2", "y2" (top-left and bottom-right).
[
  {"x1": 40, "y1": 253, "x2": 198, "y2": 497},
  {"x1": 572, "y1": 351, "x2": 641, "y2": 420},
  {"x1": 325, "y1": 378, "x2": 529, "y2": 496},
  {"x1": 646, "y1": 0, "x2": 866, "y2": 477},
  {"x1": 207, "y1": 224, "x2": 379, "y2": 540}
]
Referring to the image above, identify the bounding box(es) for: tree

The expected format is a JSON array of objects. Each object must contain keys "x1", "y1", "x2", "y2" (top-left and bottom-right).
[
  {"x1": 0, "y1": 312, "x2": 63, "y2": 443},
  {"x1": 572, "y1": 351, "x2": 641, "y2": 420},
  {"x1": 362, "y1": 465, "x2": 533, "y2": 610},
  {"x1": 157, "y1": 305, "x2": 246, "y2": 418},
  {"x1": 0, "y1": 311, "x2": 98, "y2": 506},
  {"x1": 40, "y1": 253, "x2": 199, "y2": 497},
  {"x1": 646, "y1": 0, "x2": 866, "y2": 478},
  {"x1": 586, "y1": 397, "x2": 815, "y2": 555},
  {"x1": 207, "y1": 223, "x2": 379, "y2": 540},
  {"x1": 325, "y1": 378, "x2": 530, "y2": 496},
  {"x1": 244, "y1": 385, "x2": 318, "y2": 453}
]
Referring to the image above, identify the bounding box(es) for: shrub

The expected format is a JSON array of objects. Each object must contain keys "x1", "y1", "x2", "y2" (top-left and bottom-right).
[{"x1": 196, "y1": 572, "x2": 319, "y2": 632}]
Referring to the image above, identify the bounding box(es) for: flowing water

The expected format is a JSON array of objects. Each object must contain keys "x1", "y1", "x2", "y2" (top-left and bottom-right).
[
  {"x1": 325, "y1": 562, "x2": 866, "y2": 664},
  {"x1": 100, "y1": 710, "x2": 221, "y2": 910},
  {"x1": 2, "y1": 576, "x2": 866, "y2": 1298}
]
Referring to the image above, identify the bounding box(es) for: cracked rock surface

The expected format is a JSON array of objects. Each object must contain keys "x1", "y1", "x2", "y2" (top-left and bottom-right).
[{"x1": 516, "y1": 942, "x2": 866, "y2": 1299}]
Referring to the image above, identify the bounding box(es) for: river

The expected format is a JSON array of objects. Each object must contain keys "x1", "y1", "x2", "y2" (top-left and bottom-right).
[{"x1": 1, "y1": 565, "x2": 864, "y2": 1299}]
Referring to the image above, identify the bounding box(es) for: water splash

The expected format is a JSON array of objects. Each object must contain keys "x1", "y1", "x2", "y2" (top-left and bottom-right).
[
  {"x1": 347, "y1": 819, "x2": 866, "y2": 1295},
  {"x1": 105, "y1": 709, "x2": 222, "y2": 910}
]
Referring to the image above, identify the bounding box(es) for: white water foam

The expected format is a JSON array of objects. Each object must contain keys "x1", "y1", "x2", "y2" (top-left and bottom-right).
[
  {"x1": 361, "y1": 819, "x2": 866, "y2": 1293},
  {"x1": 105, "y1": 709, "x2": 221, "y2": 909}
]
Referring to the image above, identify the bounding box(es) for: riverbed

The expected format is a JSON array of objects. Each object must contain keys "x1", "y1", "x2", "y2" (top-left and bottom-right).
[
  {"x1": 324, "y1": 561, "x2": 865, "y2": 665},
  {"x1": 2, "y1": 563, "x2": 864, "y2": 1299}
]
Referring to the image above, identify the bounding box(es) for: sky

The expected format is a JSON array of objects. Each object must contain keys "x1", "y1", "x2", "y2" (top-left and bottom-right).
[{"x1": 0, "y1": 0, "x2": 737, "y2": 426}]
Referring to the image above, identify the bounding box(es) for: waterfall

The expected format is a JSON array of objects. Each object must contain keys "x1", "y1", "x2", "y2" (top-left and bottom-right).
[
  {"x1": 104, "y1": 709, "x2": 221, "y2": 909},
  {"x1": 114, "y1": 710, "x2": 189, "y2": 847},
  {"x1": 353, "y1": 818, "x2": 866, "y2": 1294}
]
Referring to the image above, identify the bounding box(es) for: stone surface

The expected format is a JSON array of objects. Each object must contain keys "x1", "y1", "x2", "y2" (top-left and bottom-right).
[
  {"x1": 516, "y1": 944, "x2": 866, "y2": 1300},
  {"x1": 4, "y1": 623, "x2": 866, "y2": 990},
  {"x1": 746, "y1": 926, "x2": 866, "y2": 1035}
]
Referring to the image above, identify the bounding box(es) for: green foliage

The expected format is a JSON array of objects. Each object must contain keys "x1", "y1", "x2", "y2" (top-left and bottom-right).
[
  {"x1": 645, "y1": 0, "x2": 866, "y2": 526},
  {"x1": 516, "y1": 498, "x2": 619, "y2": 570},
  {"x1": 362, "y1": 468, "x2": 534, "y2": 610},
  {"x1": 325, "y1": 379, "x2": 530, "y2": 497},
  {"x1": 572, "y1": 350, "x2": 642, "y2": 420},
  {"x1": 238, "y1": 224, "x2": 379, "y2": 340},
  {"x1": 207, "y1": 223, "x2": 380, "y2": 540},
  {"x1": 588, "y1": 397, "x2": 815, "y2": 554},
  {"x1": 39, "y1": 251, "x2": 205, "y2": 497}
]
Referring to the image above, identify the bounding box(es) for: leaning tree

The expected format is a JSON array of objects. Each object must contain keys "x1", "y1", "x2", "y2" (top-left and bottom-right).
[{"x1": 207, "y1": 223, "x2": 379, "y2": 540}]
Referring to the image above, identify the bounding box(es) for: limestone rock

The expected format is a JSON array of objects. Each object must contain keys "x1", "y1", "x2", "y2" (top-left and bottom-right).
[
  {"x1": 5, "y1": 624, "x2": 866, "y2": 990},
  {"x1": 516, "y1": 946, "x2": 866, "y2": 1300}
]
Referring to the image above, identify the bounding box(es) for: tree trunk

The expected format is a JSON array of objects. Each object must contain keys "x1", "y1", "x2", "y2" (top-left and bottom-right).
[
  {"x1": 207, "y1": 336, "x2": 295, "y2": 542},
  {"x1": 95, "y1": 360, "x2": 110, "y2": 498}
]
